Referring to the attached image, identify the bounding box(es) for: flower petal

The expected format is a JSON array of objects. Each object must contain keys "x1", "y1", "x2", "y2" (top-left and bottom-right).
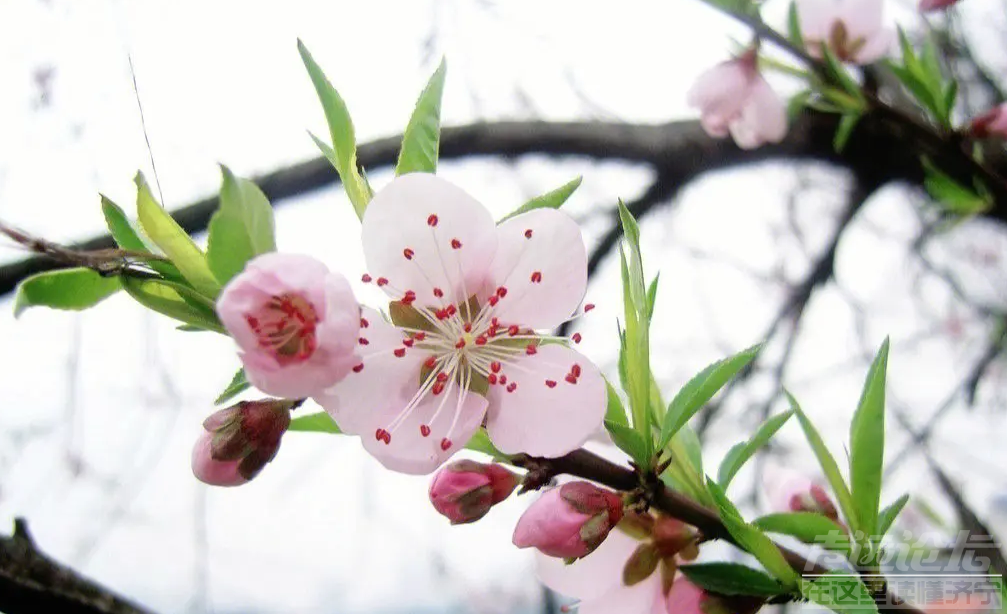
[
  {"x1": 796, "y1": 0, "x2": 834, "y2": 42},
  {"x1": 730, "y1": 77, "x2": 787, "y2": 149},
  {"x1": 489, "y1": 209, "x2": 588, "y2": 329},
  {"x1": 579, "y1": 574, "x2": 664, "y2": 614},
  {"x1": 191, "y1": 432, "x2": 247, "y2": 487},
  {"x1": 537, "y1": 527, "x2": 642, "y2": 601},
  {"x1": 852, "y1": 28, "x2": 893, "y2": 64},
  {"x1": 838, "y1": 0, "x2": 883, "y2": 38},
  {"x1": 687, "y1": 61, "x2": 751, "y2": 127},
  {"x1": 361, "y1": 174, "x2": 497, "y2": 306},
  {"x1": 484, "y1": 344, "x2": 605, "y2": 457}
]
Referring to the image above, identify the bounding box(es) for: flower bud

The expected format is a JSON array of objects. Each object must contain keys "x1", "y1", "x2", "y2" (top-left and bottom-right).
[
  {"x1": 428, "y1": 460, "x2": 518, "y2": 524},
  {"x1": 512, "y1": 481, "x2": 623, "y2": 560},
  {"x1": 967, "y1": 104, "x2": 1007, "y2": 139},
  {"x1": 666, "y1": 577, "x2": 765, "y2": 614},
  {"x1": 191, "y1": 399, "x2": 293, "y2": 486},
  {"x1": 919, "y1": 0, "x2": 962, "y2": 12},
  {"x1": 790, "y1": 484, "x2": 840, "y2": 521}
]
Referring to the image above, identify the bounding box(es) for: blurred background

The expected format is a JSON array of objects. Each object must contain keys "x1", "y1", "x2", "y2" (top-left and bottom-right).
[{"x1": 1, "y1": 0, "x2": 1006, "y2": 612}]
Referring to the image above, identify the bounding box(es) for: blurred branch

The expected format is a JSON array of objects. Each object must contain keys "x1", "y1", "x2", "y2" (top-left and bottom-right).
[
  {"x1": 5, "y1": 111, "x2": 1007, "y2": 295},
  {"x1": 0, "y1": 518, "x2": 155, "y2": 614}
]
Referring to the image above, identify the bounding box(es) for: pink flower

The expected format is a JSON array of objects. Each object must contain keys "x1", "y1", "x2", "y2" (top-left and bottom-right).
[
  {"x1": 687, "y1": 52, "x2": 788, "y2": 149},
  {"x1": 513, "y1": 482, "x2": 623, "y2": 560},
  {"x1": 968, "y1": 104, "x2": 1007, "y2": 139},
  {"x1": 216, "y1": 253, "x2": 362, "y2": 399},
  {"x1": 317, "y1": 174, "x2": 606, "y2": 474},
  {"x1": 428, "y1": 460, "x2": 518, "y2": 524},
  {"x1": 797, "y1": 0, "x2": 893, "y2": 64},
  {"x1": 191, "y1": 399, "x2": 294, "y2": 486},
  {"x1": 919, "y1": 0, "x2": 962, "y2": 12},
  {"x1": 763, "y1": 465, "x2": 840, "y2": 522}
]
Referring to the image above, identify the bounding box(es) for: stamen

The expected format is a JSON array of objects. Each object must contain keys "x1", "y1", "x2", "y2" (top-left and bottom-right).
[
  {"x1": 377, "y1": 277, "x2": 389, "y2": 287},
  {"x1": 565, "y1": 373, "x2": 578, "y2": 384},
  {"x1": 572, "y1": 332, "x2": 582, "y2": 344},
  {"x1": 524, "y1": 229, "x2": 533, "y2": 239},
  {"x1": 394, "y1": 348, "x2": 406, "y2": 358},
  {"x1": 530, "y1": 271, "x2": 542, "y2": 283},
  {"x1": 403, "y1": 248, "x2": 415, "y2": 260},
  {"x1": 425, "y1": 356, "x2": 437, "y2": 369},
  {"x1": 506, "y1": 382, "x2": 517, "y2": 393},
  {"x1": 375, "y1": 428, "x2": 391, "y2": 444},
  {"x1": 496, "y1": 286, "x2": 508, "y2": 298},
  {"x1": 361, "y1": 274, "x2": 372, "y2": 283},
  {"x1": 488, "y1": 373, "x2": 498, "y2": 385},
  {"x1": 359, "y1": 338, "x2": 369, "y2": 345},
  {"x1": 428, "y1": 214, "x2": 439, "y2": 227},
  {"x1": 420, "y1": 424, "x2": 431, "y2": 437},
  {"x1": 440, "y1": 438, "x2": 452, "y2": 450},
  {"x1": 352, "y1": 364, "x2": 364, "y2": 373},
  {"x1": 546, "y1": 380, "x2": 557, "y2": 388},
  {"x1": 433, "y1": 287, "x2": 444, "y2": 298},
  {"x1": 451, "y1": 238, "x2": 462, "y2": 249},
  {"x1": 584, "y1": 303, "x2": 595, "y2": 312},
  {"x1": 360, "y1": 318, "x2": 369, "y2": 328},
  {"x1": 526, "y1": 344, "x2": 537, "y2": 355}
]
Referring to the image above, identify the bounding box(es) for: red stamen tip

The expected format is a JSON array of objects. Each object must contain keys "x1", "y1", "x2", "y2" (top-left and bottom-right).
[
  {"x1": 425, "y1": 356, "x2": 437, "y2": 369},
  {"x1": 530, "y1": 271, "x2": 542, "y2": 283},
  {"x1": 436, "y1": 372, "x2": 449, "y2": 382},
  {"x1": 427, "y1": 214, "x2": 439, "y2": 227},
  {"x1": 393, "y1": 348, "x2": 406, "y2": 358},
  {"x1": 526, "y1": 344, "x2": 537, "y2": 355},
  {"x1": 377, "y1": 277, "x2": 389, "y2": 287},
  {"x1": 584, "y1": 303, "x2": 595, "y2": 312},
  {"x1": 414, "y1": 332, "x2": 426, "y2": 341},
  {"x1": 488, "y1": 295, "x2": 499, "y2": 307},
  {"x1": 455, "y1": 339, "x2": 466, "y2": 349},
  {"x1": 432, "y1": 381, "x2": 445, "y2": 395},
  {"x1": 375, "y1": 428, "x2": 391, "y2": 444},
  {"x1": 506, "y1": 382, "x2": 517, "y2": 393},
  {"x1": 463, "y1": 323, "x2": 472, "y2": 333},
  {"x1": 361, "y1": 274, "x2": 372, "y2": 283},
  {"x1": 572, "y1": 332, "x2": 582, "y2": 344},
  {"x1": 359, "y1": 338, "x2": 370, "y2": 346},
  {"x1": 524, "y1": 229, "x2": 533, "y2": 239},
  {"x1": 420, "y1": 424, "x2": 432, "y2": 437},
  {"x1": 451, "y1": 238, "x2": 462, "y2": 249},
  {"x1": 488, "y1": 373, "x2": 498, "y2": 385},
  {"x1": 490, "y1": 361, "x2": 502, "y2": 373},
  {"x1": 433, "y1": 287, "x2": 444, "y2": 298},
  {"x1": 508, "y1": 325, "x2": 519, "y2": 336},
  {"x1": 475, "y1": 335, "x2": 487, "y2": 346},
  {"x1": 403, "y1": 338, "x2": 414, "y2": 347},
  {"x1": 499, "y1": 375, "x2": 508, "y2": 385},
  {"x1": 440, "y1": 438, "x2": 452, "y2": 451},
  {"x1": 403, "y1": 248, "x2": 414, "y2": 260},
  {"x1": 496, "y1": 286, "x2": 508, "y2": 298},
  {"x1": 571, "y1": 364, "x2": 582, "y2": 377},
  {"x1": 545, "y1": 380, "x2": 557, "y2": 388},
  {"x1": 565, "y1": 374, "x2": 578, "y2": 384},
  {"x1": 352, "y1": 363, "x2": 364, "y2": 373}
]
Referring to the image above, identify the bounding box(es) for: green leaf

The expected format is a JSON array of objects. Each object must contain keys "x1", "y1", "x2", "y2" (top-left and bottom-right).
[
  {"x1": 833, "y1": 113, "x2": 861, "y2": 153},
  {"x1": 707, "y1": 479, "x2": 801, "y2": 587},
  {"x1": 605, "y1": 380, "x2": 629, "y2": 427},
  {"x1": 395, "y1": 59, "x2": 447, "y2": 176},
  {"x1": 787, "y1": 0, "x2": 804, "y2": 47},
  {"x1": 215, "y1": 368, "x2": 249, "y2": 405},
  {"x1": 134, "y1": 172, "x2": 221, "y2": 298},
  {"x1": 646, "y1": 274, "x2": 660, "y2": 322},
  {"x1": 206, "y1": 166, "x2": 277, "y2": 285},
  {"x1": 849, "y1": 338, "x2": 889, "y2": 535},
  {"x1": 498, "y1": 176, "x2": 583, "y2": 223},
  {"x1": 679, "y1": 562, "x2": 789, "y2": 597},
  {"x1": 101, "y1": 196, "x2": 183, "y2": 281},
  {"x1": 464, "y1": 428, "x2": 509, "y2": 461},
  {"x1": 878, "y1": 493, "x2": 910, "y2": 537},
  {"x1": 787, "y1": 391, "x2": 858, "y2": 530},
  {"x1": 289, "y1": 411, "x2": 342, "y2": 434},
  {"x1": 13, "y1": 268, "x2": 121, "y2": 317},
  {"x1": 617, "y1": 202, "x2": 653, "y2": 457},
  {"x1": 658, "y1": 345, "x2": 761, "y2": 449},
  {"x1": 754, "y1": 512, "x2": 852, "y2": 554},
  {"x1": 718, "y1": 409, "x2": 794, "y2": 488},
  {"x1": 298, "y1": 40, "x2": 372, "y2": 219},
  {"x1": 922, "y1": 158, "x2": 991, "y2": 216},
  {"x1": 121, "y1": 276, "x2": 224, "y2": 333},
  {"x1": 801, "y1": 572, "x2": 879, "y2": 614},
  {"x1": 821, "y1": 46, "x2": 865, "y2": 106},
  {"x1": 606, "y1": 420, "x2": 650, "y2": 465}
]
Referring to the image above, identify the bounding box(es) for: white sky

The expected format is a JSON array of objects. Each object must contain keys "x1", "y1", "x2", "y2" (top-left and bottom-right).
[{"x1": 1, "y1": 1, "x2": 1006, "y2": 613}]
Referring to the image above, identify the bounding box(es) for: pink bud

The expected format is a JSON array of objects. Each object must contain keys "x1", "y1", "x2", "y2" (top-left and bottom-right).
[
  {"x1": 512, "y1": 482, "x2": 623, "y2": 560},
  {"x1": 666, "y1": 577, "x2": 765, "y2": 614},
  {"x1": 428, "y1": 460, "x2": 518, "y2": 524},
  {"x1": 919, "y1": 0, "x2": 962, "y2": 12},
  {"x1": 216, "y1": 253, "x2": 361, "y2": 399},
  {"x1": 967, "y1": 104, "x2": 1007, "y2": 139},
  {"x1": 789, "y1": 484, "x2": 840, "y2": 522},
  {"x1": 191, "y1": 399, "x2": 293, "y2": 487}
]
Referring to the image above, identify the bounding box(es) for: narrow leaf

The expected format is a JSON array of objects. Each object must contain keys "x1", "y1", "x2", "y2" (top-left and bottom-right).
[
  {"x1": 718, "y1": 409, "x2": 794, "y2": 488},
  {"x1": 215, "y1": 369, "x2": 249, "y2": 405},
  {"x1": 659, "y1": 345, "x2": 761, "y2": 449},
  {"x1": 134, "y1": 172, "x2": 220, "y2": 298},
  {"x1": 787, "y1": 392, "x2": 858, "y2": 530},
  {"x1": 849, "y1": 338, "x2": 889, "y2": 535},
  {"x1": 14, "y1": 268, "x2": 120, "y2": 317},
  {"x1": 833, "y1": 113, "x2": 861, "y2": 153},
  {"x1": 289, "y1": 411, "x2": 342, "y2": 434},
  {"x1": 206, "y1": 166, "x2": 277, "y2": 284},
  {"x1": 297, "y1": 40, "x2": 372, "y2": 218},
  {"x1": 499, "y1": 176, "x2": 583, "y2": 223},
  {"x1": 754, "y1": 512, "x2": 852, "y2": 554},
  {"x1": 679, "y1": 562, "x2": 788, "y2": 597},
  {"x1": 646, "y1": 273, "x2": 660, "y2": 322},
  {"x1": 878, "y1": 494, "x2": 910, "y2": 537},
  {"x1": 604, "y1": 380, "x2": 629, "y2": 427},
  {"x1": 605, "y1": 420, "x2": 649, "y2": 465},
  {"x1": 395, "y1": 59, "x2": 447, "y2": 175}
]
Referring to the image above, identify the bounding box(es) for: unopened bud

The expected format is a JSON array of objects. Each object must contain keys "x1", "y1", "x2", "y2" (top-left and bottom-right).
[
  {"x1": 967, "y1": 104, "x2": 1007, "y2": 139},
  {"x1": 428, "y1": 460, "x2": 518, "y2": 524},
  {"x1": 790, "y1": 484, "x2": 840, "y2": 522},
  {"x1": 666, "y1": 577, "x2": 765, "y2": 614},
  {"x1": 191, "y1": 399, "x2": 293, "y2": 486},
  {"x1": 918, "y1": 0, "x2": 962, "y2": 12},
  {"x1": 512, "y1": 481, "x2": 623, "y2": 560}
]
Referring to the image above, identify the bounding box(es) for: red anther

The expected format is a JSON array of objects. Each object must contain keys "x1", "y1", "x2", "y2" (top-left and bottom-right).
[
  {"x1": 361, "y1": 274, "x2": 373, "y2": 283},
  {"x1": 491, "y1": 317, "x2": 499, "y2": 326},
  {"x1": 530, "y1": 271, "x2": 542, "y2": 283},
  {"x1": 565, "y1": 374, "x2": 578, "y2": 384},
  {"x1": 447, "y1": 304, "x2": 457, "y2": 316},
  {"x1": 507, "y1": 382, "x2": 517, "y2": 393},
  {"x1": 524, "y1": 229, "x2": 533, "y2": 238},
  {"x1": 432, "y1": 381, "x2": 445, "y2": 395},
  {"x1": 352, "y1": 363, "x2": 364, "y2": 373},
  {"x1": 414, "y1": 332, "x2": 426, "y2": 341},
  {"x1": 571, "y1": 364, "x2": 582, "y2": 377},
  {"x1": 584, "y1": 303, "x2": 595, "y2": 312},
  {"x1": 440, "y1": 438, "x2": 452, "y2": 451},
  {"x1": 436, "y1": 308, "x2": 449, "y2": 320},
  {"x1": 475, "y1": 335, "x2": 488, "y2": 346},
  {"x1": 490, "y1": 362, "x2": 502, "y2": 373},
  {"x1": 451, "y1": 238, "x2": 462, "y2": 249},
  {"x1": 403, "y1": 338, "x2": 414, "y2": 347},
  {"x1": 463, "y1": 323, "x2": 472, "y2": 333},
  {"x1": 394, "y1": 348, "x2": 406, "y2": 358},
  {"x1": 526, "y1": 344, "x2": 538, "y2": 355},
  {"x1": 425, "y1": 356, "x2": 437, "y2": 369},
  {"x1": 433, "y1": 287, "x2": 444, "y2": 298},
  {"x1": 455, "y1": 339, "x2": 466, "y2": 349},
  {"x1": 545, "y1": 380, "x2": 557, "y2": 388},
  {"x1": 488, "y1": 295, "x2": 499, "y2": 307},
  {"x1": 403, "y1": 248, "x2": 415, "y2": 260},
  {"x1": 359, "y1": 338, "x2": 370, "y2": 345},
  {"x1": 420, "y1": 424, "x2": 431, "y2": 437},
  {"x1": 360, "y1": 318, "x2": 369, "y2": 328},
  {"x1": 499, "y1": 375, "x2": 508, "y2": 385},
  {"x1": 496, "y1": 286, "x2": 508, "y2": 298},
  {"x1": 489, "y1": 324, "x2": 499, "y2": 337},
  {"x1": 376, "y1": 428, "x2": 391, "y2": 444},
  {"x1": 377, "y1": 277, "x2": 389, "y2": 287},
  {"x1": 427, "y1": 214, "x2": 439, "y2": 227},
  {"x1": 436, "y1": 372, "x2": 449, "y2": 382},
  {"x1": 572, "y1": 332, "x2": 582, "y2": 344},
  {"x1": 508, "y1": 325, "x2": 519, "y2": 336},
  {"x1": 401, "y1": 294, "x2": 416, "y2": 306},
  {"x1": 488, "y1": 373, "x2": 498, "y2": 385}
]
